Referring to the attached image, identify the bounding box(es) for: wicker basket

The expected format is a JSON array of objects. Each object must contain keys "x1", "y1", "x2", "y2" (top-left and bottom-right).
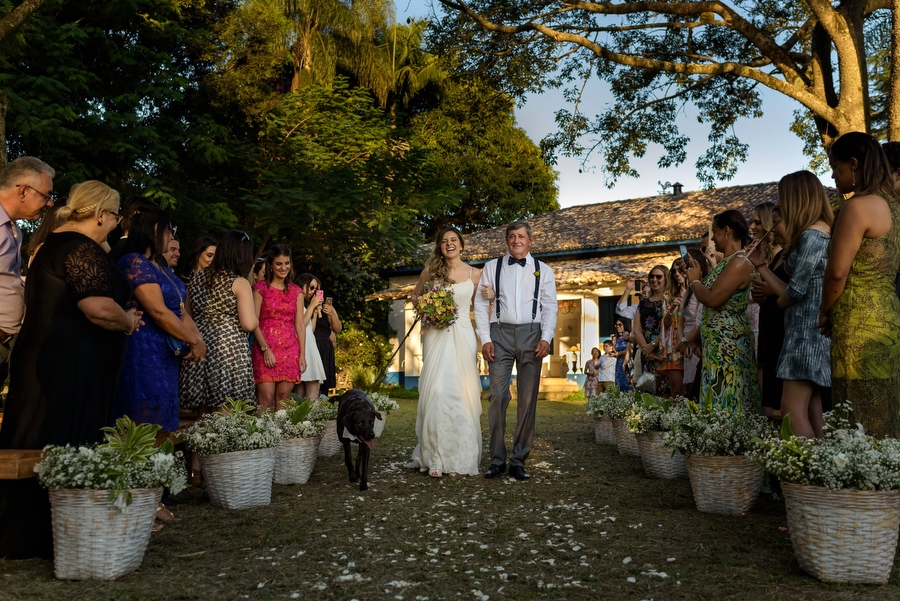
[
  {"x1": 685, "y1": 454, "x2": 763, "y2": 515},
  {"x1": 636, "y1": 432, "x2": 687, "y2": 479},
  {"x1": 593, "y1": 416, "x2": 615, "y2": 445},
  {"x1": 374, "y1": 415, "x2": 387, "y2": 438},
  {"x1": 612, "y1": 418, "x2": 640, "y2": 457},
  {"x1": 49, "y1": 487, "x2": 162, "y2": 580},
  {"x1": 318, "y1": 420, "x2": 342, "y2": 457},
  {"x1": 200, "y1": 447, "x2": 276, "y2": 510},
  {"x1": 274, "y1": 436, "x2": 321, "y2": 484},
  {"x1": 782, "y1": 482, "x2": 900, "y2": 584}
]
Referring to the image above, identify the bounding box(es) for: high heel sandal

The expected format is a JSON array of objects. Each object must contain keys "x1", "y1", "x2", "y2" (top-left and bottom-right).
[
  {"x1": 156, "y1": 504, "x2": 177, "y2": 522},
  {"x1": 429, "y1": 468, "x2": 442, "y2": 478}
]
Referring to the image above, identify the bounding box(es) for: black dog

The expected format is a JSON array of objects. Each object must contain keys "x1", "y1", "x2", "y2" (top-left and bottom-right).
[{"x1": 333, "y1": 389, "x2": 382, "y2": 491}]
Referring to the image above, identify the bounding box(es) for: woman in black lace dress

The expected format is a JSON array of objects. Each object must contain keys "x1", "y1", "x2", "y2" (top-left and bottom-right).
[{"x1": 0, "y1": 181, "x2": 142, "y2": 559}]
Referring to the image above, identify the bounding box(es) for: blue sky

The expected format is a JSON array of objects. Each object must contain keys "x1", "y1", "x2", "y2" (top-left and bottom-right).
[{"x1": 397, "y1": 1, "x2": 829, "y2": 208}]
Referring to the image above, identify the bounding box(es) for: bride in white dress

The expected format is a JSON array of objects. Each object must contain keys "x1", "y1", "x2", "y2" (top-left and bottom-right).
[{"x1": 409, "y1": 227, "x2": 483, "y2": 477}]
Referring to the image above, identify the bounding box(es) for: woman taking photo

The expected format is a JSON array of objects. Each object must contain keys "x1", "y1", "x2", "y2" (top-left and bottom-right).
[
  {"x1": 659, "y1": 259, "x2": 687, "y2": 397},
  {"x1": 632, "y1": 265, "x2": 669, "y2": 394},
  {"x1": 676, "y1": 248, "x2": 709, "y2": 400},
  {"x1": 313, "y1": 282, "x2": 342, "y2": 393},
  {"x1": 0, "y1": 181, "x2": 141, "y2": 558},
  {"x1": 753, "y1": 172, "x2": 833, "y2": 437},
  {"x1": 115, "y1": 205, "x2": 206, "y2": 437},
  {"x1": 294, "y1": 273, "x2": 326, "y2": 399},
  {"x1": 820, "y1": 132, "x2": 900, "y2": 437},
  {"x1": 252, "y1": 245, "x2": 305, "y2": 410},
  {"x1": 612, "y1": 319, "x2": 633, "y2": 392},
  {"x1": 685, "y1": 210, "x2": 760, "y2": 412},
  {"x1": 583, "y1": 347, "x2": 602, "y2": 397}
]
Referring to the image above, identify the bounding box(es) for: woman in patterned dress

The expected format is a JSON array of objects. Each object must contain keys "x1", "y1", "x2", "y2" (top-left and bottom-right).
[
  {"x1": 752, "y1": 172, "x2": 833, "y2": 437},
  {"x1": 659, "y1": 259, "x2": 688, "y2": 397},
  {"x1": 612, "y1": 320, "x2": 633, "y2": 392},
  {"x1": 180, "y1": 230, "x2": 258, "y2": 412},
  {"x1": 685, "y1": 210, "x2": 760, "y2": 413},
  {"x1": 252, "y1": 244, "x2": 305, "y2": 411},
  {"x1": 820, "y1": 132, "x2": 900, "y2": 437},
  {"x1": 633, "y1": 265, "x2": 669, "y2": 394},
  {"x1": 583, "y1": 347, "x2": 602, "y2": 397}
]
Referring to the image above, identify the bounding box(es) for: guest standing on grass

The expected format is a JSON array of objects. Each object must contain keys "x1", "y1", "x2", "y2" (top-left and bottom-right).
[
  {"x1": 751, "y1": 171, "x2": 833, "y2": 437},
  {"x1": 252, "y1": 245, "x2": 305, "y2": 410},
  {"x1": 295, "y1": 273, "x2": 326, "y2": 399},
  {"x1": 0, "y1": 180, "x2": 141, "y2": 559},
  {"x1": 583, "y1": 347, "x2": 602, "y2": 397},
  {"x1": 820, "y1": 132, "x2": 900, "y2": 437},
  {"x1": 475, "y1": 221, "x2": 557, "y2": 482},
  {"x1": 598, "y1": 340, "x2": 617, "y2": 393},
  {"x1": 612, "y1": 319, "x2": 633, "y2": 392}
]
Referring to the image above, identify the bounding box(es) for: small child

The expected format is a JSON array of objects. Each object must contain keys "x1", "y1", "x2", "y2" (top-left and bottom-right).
[{"x1": 597, "y1": 339, "x2": 617, "y2": 393}]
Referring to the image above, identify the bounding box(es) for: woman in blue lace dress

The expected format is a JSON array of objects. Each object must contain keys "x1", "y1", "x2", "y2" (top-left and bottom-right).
[
  {"x1": 612, "y1": 319, "x2": 633, "y2": 391},
  {"x1": 115, "y1": 206, "x2": 206, "y2": 436}
]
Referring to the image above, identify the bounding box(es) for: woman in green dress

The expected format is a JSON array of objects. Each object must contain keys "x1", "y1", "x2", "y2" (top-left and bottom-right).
[
  {"x1": 685, "y1": 210, "x2": 761, "y2": 412},
  {"x1": 819, "y1": 132, "x2": 900, "y2": 437}
]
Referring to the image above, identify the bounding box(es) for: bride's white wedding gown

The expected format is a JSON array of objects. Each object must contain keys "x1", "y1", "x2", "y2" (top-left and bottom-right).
[{"x1": 410, "y1": 278, "x2": 483, "y2": 475}]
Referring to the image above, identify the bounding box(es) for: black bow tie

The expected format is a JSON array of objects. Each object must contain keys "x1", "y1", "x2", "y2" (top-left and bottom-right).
[{"x1": 508, "y1": 256, "x2": 527, "y2": 267}]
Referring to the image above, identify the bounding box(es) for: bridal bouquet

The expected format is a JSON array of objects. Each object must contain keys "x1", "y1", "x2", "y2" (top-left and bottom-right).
[{"x1": 415, "y1": 282, "x2": 459, "y2": 330}]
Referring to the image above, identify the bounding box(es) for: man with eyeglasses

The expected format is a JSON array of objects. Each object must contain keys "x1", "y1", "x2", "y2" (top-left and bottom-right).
[{"x1": 0, "y1": 157, "x2": 55, "y2": 392}]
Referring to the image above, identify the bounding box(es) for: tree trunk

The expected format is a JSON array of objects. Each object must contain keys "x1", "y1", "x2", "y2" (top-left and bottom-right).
[
  {"x1": 890, "y1": 0, "x2": 900, "y2": 141},
  {"x1": 0, "y1": 90, "x2": 8, "y2": 167},
  {"x1": 0, "y1": 0, "x2": 46, "y2": 45}
]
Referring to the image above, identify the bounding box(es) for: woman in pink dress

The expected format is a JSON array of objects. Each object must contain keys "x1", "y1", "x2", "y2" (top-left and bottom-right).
[{"x1": 252, "y1": 244, "x2": 306, "y2": 411}]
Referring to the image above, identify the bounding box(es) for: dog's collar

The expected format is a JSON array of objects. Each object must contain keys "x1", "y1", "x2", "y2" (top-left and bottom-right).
[{"x1": 343, "y1": 427, "x2": 374, "y2": 449}]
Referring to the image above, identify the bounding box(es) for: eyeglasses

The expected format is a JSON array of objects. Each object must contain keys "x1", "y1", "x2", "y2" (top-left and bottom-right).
[
  {"x1": 106, "y1": 209, "x2": 124, "y2": 226},
  {"x1": 648, "y1": 274, "x2": 664, "y2": 280},
  {"x1": 615, "y1": 323, "x2": 624, "y2": 327},
  {"x1": 16, "y1": 184, "x2": 54, "y2": 204}
]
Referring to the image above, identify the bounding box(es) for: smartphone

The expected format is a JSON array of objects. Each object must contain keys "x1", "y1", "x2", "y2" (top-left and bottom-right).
[
  {"x1": 325, "y1": 297, "x2": 333, "y2": 306},
  {"x1": 634, "y1": 279, "x2": 645, "y2": 293},
  {"x1": 679, "y1": 244, "x2": 689, "y2": 260},
  {"x1": 316, "y1": 290, "x2": 324, "y2": 300}
]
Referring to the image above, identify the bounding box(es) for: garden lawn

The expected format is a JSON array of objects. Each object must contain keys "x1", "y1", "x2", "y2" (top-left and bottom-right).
[{"x1": 2, "y1": 398, "x2": 898, "y2": 600}]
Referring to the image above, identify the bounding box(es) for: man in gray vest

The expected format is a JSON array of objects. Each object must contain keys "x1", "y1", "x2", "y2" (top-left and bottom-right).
[{"x1": 474, "y1": 220, "x2": 557, "y2": 480}]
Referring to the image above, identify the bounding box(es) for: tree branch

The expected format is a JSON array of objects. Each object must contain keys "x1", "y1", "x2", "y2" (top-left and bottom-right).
[{"x1": 0, "y1": 0, "x2": 45, "y2": 44}]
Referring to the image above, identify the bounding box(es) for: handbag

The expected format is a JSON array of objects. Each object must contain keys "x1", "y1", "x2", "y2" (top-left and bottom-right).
[{"x1": 158, "y1": 264, "x2": 190, "y2": 358}]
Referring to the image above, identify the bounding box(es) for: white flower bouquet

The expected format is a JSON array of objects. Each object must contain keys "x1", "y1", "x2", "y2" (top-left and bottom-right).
[
  {"x1": 662, "y1": 398, "x2": 772, "y2": 457},
  {"x1": 271, "y1": 396, "x2": 325, "y2": 439},
  {"x1": 36, "y1": 416, "x2": 187, "y2": 512},
  {"x1": 749, "y1": 403, "x2": 900, "y2": 490},
  {"x1": 586, "y1": 386, "x2": 637, "y2": 420},
  {"x1": 369, "y1": 391, "x2": 399, "y2": 415},
  {"x1": 182, "y1": 398, "x2": 281, "y2": 456},
  {"x1": 625, "y1": 394, "x2": 689, "y2": 434},
  {"x1": 307, "y1": 396, "x2": 339, "y2": 422}
]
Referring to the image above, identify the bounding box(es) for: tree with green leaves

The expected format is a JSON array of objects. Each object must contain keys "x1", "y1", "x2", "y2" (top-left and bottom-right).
[{"x1": 434, "y1": 0, "x2": 899, "y2": 186}]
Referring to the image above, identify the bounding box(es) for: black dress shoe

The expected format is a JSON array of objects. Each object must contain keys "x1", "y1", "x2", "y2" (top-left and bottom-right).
[
  {"x1": 484, "y1": 464, "x2": 506, "y2": 479},
  {"x1": 509, "y1": 466, "x2": 530, "y2": 481}
]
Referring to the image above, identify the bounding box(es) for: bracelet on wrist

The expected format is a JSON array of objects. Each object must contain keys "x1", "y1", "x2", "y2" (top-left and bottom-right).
[
  {"x1": 690, "y1": 279, "x2": 701, "y2": 288},
  {"x1": 260, "y1": 345, "x2": 269, "y2": 353},
  {"x1": 755, "y1": 263, "x2": 767, "y2": 270}
]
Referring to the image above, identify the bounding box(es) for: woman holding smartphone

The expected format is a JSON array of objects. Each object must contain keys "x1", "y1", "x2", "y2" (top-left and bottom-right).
[
  {"x1": 314, "y1": 289, "x2": 342, "y2": 393},
  {"x1": 295, "y1": 273, "x2": 327, "y2": 398}
]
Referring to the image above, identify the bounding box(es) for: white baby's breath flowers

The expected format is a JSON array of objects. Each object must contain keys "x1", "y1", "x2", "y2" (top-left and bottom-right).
[
  {"x1": 182, "y1": 410, "x2": 281, "y2": 456},
  {"x1": 308, "y1": 397, "x2": 339, "y2": 422},
  {"x1": 586, "y1": 386, "x2": 637, "y2": 420},
  {"x1": 369, "y1": 392, "x2": 399, "y2": 414},
  {"x1": 662, "y1": 400, "x2": 772, "y2": 456}
]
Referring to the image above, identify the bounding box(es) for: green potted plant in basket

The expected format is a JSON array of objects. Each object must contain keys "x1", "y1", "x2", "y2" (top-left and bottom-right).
[
  {"x1": 625, "y1": 395, "x2": 689, "y2": 479},
  {"x1": 749, "y1": 403, "x2": 900, "y2": 584},
  {"x1": 663, "y1": 395, "x2": 772, "y2": 515},
  {"x1": 308, "y1": 396, "x2": 341, "y2": 457},
  {"x1": 181, "y1": 398, "x2": 281, "y2": 509},
  {"x1": 36, "y1": 416, "x2": 187, "y2": 580},
  {"x1": 369, "y1": 391, "x2": 399, "y2": 437},
  {"x1": 271, "y1": 395, "x2": 325, "y2": 484},
  {"x1": 587, "y1": 387, "x2": 640, "y2": 456}
]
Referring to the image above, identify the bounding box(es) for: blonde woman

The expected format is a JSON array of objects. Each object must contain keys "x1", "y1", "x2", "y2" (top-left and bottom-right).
[
  {"x1": 0, "y1": 181, "x2": 141, "y2": 559},
  {"x1": 408, "y1": 226, "x2": 483, "y2": 477}
]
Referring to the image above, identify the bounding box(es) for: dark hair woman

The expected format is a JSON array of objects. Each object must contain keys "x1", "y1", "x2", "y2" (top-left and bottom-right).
[
  {"x1": 293, "y1": 271, "x2": 325, "y2": 400},
  {"x1": 0, "y1": 181, "x2": 141, "y2": 558},
  {"x1": 611, "y1": 318, "x2": 633, "y2": 392},
  {"x1": 115, "y1": 205, "x2": 206, "y2": 437},
  {"x1": 252, "y1": 245, "x2": 305, "y2": 409},
  {"x1": 181, "y1": 235, "x2": 217, "y2": 287},
  {"x1": 821, "y1": 132, "x2": 900, "y2": 437},
  {"x1": 632, "y1": 264, "x2": 670, "y2": 394},
  {"x1": 684, "y1": 210, "x2": 760, "y2": 412}
]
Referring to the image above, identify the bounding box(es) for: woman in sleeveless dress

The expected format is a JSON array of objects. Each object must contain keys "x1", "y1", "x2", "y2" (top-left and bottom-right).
[
  {"x1": 252, "y1": 245, "x2": 305, "y2": 410},
  {"x1": 685, "y1": 210, "x2": 760, "y2": 413},
  {"x1": 409, "y1": 227, "x2": 483, "y2": 477},
  {"x1": 294, "y1": 273, "x2": 327, "y2": 398},
  {"x1": 821, "y1": 132, "x2": 900, "y2": 437}
]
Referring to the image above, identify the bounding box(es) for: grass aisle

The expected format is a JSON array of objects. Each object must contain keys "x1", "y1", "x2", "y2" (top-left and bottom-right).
[{"x1": 2, "y1": 398, "x2": 898, "y2": 600}]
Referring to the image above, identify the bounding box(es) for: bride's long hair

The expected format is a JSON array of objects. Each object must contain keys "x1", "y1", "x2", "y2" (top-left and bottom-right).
[{"x1": 424, "y1": 226, "x2": 465, "y2": 285}]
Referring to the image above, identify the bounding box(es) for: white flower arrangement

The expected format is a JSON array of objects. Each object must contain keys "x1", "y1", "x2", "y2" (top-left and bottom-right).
[
  {"x1": 748, "y1": 403, "x2": 900, "y2": 491},
  {"x1": 271, "y1": 396, "x2": 325, "y2": 439},
  {"x1": 181, "y1": 399, "x2": 282, "y2": 456},
  {"x1": 662, "y1": 398, "x2": 772, "y2": 457},
  {"x1": 625, "y1": 394, "x2": 690, "y2": 434},
  {"x1": 369, "y1": 391, "x2": 399, "y2": 415},
  {"x1": 586, "y1": 386, "x2": 637, "y2": 420},
  {"x1": 35, "y1": 416, "x2": 188, "y2": 512},
  {"x1": 307, "y1": 396, "x2": 339, "y2": 422}
]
